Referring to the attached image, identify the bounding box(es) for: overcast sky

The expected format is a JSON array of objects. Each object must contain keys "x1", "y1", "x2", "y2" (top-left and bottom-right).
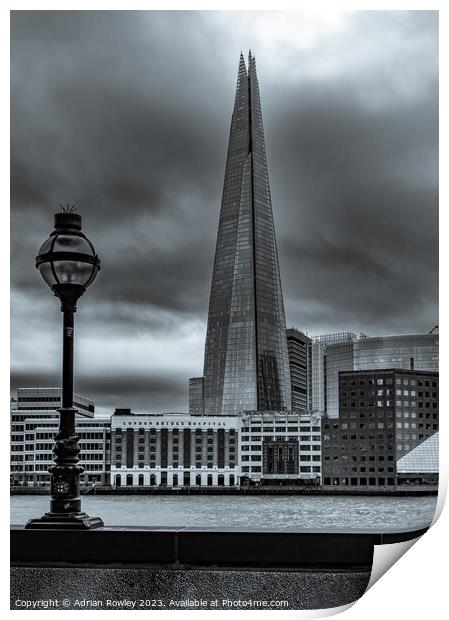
[{"x1": 10, "y1": 11, "x2": 438, "y2": 416}]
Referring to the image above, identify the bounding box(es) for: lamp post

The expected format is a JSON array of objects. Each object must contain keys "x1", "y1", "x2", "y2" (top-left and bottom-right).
[{"x1": 25, "y1": 208, "x2": 104, "y2": 529}]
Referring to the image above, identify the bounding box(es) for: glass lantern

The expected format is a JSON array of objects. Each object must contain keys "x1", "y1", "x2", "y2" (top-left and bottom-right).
[{"x1": 35, "y1": 211, "x2": 100, "y2": 300}]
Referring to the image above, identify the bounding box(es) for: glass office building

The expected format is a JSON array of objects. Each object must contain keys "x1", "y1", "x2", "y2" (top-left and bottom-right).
[
  {"x1": 203, "y1": 52, "x2": 291, "y2": 415},
  {"x1": 286, "y1": 328, "x2": 312, "y2": 412},
  {"x1": 354, "y1": 334, "x2": 439, "y2": 371},
  {"x1": 323, "y1": 333, "x2": 439, "y2": 418},
  {"x1": 189, "y1": 377, "x2": 204, "y2": 415},
  {"x1": 324, "y1": 341, "x2": 355, "y2": 418},
  {"x1": 311, "y1": 332, "x2": 357, "y2": 414}
]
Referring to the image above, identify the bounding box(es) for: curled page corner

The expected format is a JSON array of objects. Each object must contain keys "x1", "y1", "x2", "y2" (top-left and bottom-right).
[
  {"x1": 432, "y1": 486, "x2": 447, "y2": 525},
  {"x1": 308, "y1": 601, "x2": 357, "y2": 618},
  {"x1": 365, "y1": 486, "x2": 446, "y2": 593},
  {"x1": 366, "y1": 535, "x2": 422, "y2": 592}
]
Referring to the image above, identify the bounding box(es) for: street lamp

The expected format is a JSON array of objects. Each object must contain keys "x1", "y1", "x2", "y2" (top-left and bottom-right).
[{"x1": 25, "y1": 207, "x2": 104, "y2": 529}]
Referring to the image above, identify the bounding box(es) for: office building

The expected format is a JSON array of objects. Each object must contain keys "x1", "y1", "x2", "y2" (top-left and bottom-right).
[
  {"x1": 324, "y1": 333, "x2": 439, "y2": 418},
  {"x1": 189, "y1": 377, "x2": 204, "y2": 415},
  {"x1": 239, "y1": 411, "x2": 321, "y2": 486},
  {"x1": 12, "y1": 387, "x2": 95, "y2": 416},
  {"x1": 321, "y1": 369, "x2": 438, "y2": 489},
  {"x1": 286, "y1": 329, "x2": 312, "y2": 412},
  {"x1": 311, "y1": 332, "x2": 357, "y2": 414},
  {"x1": 323, "y1": 340, "x2": 356, "y2": 418},
  {"x1": 354, "y1": 333, "x2": 439, "y2": 371},
  {"x1": 10, "y1": 416, "x2": 112, "y2": 487},
  {"x1": 202, "y1": 51, "x2": 291, "y2": 416},
  {"x1": 10, "y1": 388, "x2": 110, "y2": 486}
]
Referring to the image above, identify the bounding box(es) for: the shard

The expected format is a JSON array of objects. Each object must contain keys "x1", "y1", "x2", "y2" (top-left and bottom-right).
[{"x1": 202, "y1": 51, "x2": 291, "y2": 415}]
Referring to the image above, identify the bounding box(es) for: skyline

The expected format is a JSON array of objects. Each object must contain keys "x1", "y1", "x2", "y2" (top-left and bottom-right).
[{"x1": 11, "y1": 11, "x2": 438, "y2": 415}]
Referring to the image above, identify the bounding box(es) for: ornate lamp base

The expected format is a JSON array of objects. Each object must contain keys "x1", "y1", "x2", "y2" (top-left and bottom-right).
[{"x1": 25, "y1": 512, "x2": 104, "y2": 530}]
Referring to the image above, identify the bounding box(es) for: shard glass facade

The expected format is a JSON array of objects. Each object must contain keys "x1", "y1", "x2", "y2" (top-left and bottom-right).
[{"x1": 203, "y1": 52, "x2": 291, "y2": 416}]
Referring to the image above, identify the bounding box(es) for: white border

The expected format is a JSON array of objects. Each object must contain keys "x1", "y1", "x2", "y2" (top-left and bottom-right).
[{"x1": 3, "y1": 2, "x2": 446, "y2": 618}]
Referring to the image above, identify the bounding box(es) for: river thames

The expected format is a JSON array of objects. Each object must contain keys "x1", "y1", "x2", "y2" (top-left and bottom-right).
[{"x1": 11, "y1": 495, "x2": 437, "y2": 530}]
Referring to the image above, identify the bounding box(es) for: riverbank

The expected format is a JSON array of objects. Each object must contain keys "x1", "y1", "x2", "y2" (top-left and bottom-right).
[{"x1": 11, "y1": 485, "x2": 438, "y2": 497}]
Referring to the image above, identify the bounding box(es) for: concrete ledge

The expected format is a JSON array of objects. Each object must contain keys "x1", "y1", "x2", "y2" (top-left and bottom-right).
[
  {"x1": 11, "y1": 566, "x2": 372, "y2": 610},
  {"x1": 10, "y1": 526, "x2": 428, "y2": 569}
]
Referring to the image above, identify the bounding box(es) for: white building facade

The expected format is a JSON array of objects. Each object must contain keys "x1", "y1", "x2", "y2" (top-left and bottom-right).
[
  {"x1": 239, "y1": 411, "x2": 322, "y2": 486},
  {"x1": 10, "y1": 388, "x2": 110, "y2": 487},
  {"x1": 111, "y1": 411, "x2": 240, "y2": 488},
  {"x1": 110, "y1": 410, "x2": 322, "y2": 488}
]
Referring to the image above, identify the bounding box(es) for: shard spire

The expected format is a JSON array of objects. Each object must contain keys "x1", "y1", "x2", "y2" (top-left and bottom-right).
[{"x1": 203, "y1": 52, "x2": 291, "y2": 415}]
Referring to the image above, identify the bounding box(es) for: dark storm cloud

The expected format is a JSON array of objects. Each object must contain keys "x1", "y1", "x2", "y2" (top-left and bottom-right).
[
  {"x1": 269, "y1": 80, "x2": 438, "y2": 333},
  {"x1": 12, "y1": 369, "x2": 188, "y2": 416},
  {"x1": 10, "y1": 11, "x2": 438, "y2": 411}
]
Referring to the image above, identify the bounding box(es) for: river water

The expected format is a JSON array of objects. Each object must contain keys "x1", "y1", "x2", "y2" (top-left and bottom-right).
[{"x1": 10, "y1": 495, "x2": 437, "y2": 531}]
